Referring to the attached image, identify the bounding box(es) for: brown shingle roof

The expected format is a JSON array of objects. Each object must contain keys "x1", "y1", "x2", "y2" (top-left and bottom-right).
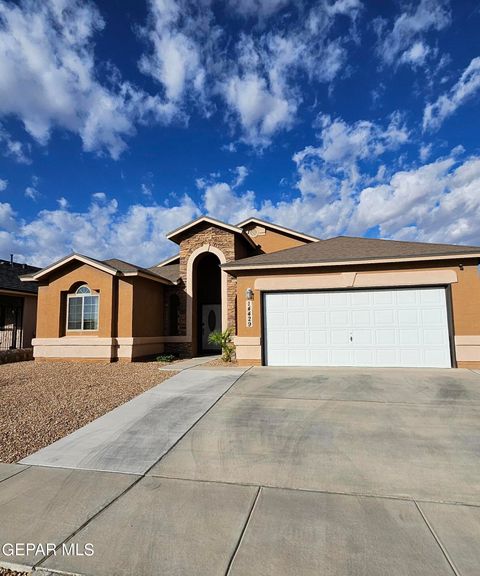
[
  {"x1": 222, "y1": 236, "x2": 480, "y2": 270},
  {"x1": 103, "y1": 258, "x2": 178, "y2": 283},
  {"x1": 147, "y1": 264, "x2": 180, "y2": 283}
]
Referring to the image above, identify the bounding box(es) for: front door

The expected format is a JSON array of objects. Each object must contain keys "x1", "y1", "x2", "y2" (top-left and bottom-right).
[{"x1": 202, "y1": 304, "x2": 221, "y2": 351}]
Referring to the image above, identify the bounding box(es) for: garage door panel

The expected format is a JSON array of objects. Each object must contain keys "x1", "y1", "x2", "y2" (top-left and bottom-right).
[
  {"x1": 352, "y1": 310, "x2": 372, "y2": 325},
  {"x1": 329, "y1": 310, "x2": 349, "y2": 326},
  {"x1": 399, "y1": 329, "x2": 420, "y2": 345},
  {"x1": 308, "y1": 310, "x2": 326, "y2": 325},
  {"x1": 373, "y1": 291, "x2": 394, "y2": 305},
  {"x1": 351, "y1": 329, "x2": 374, "y2": 345},
  {"x1": 309, "y1": 330, "x2": 328, "y2": 345},
  {"x1": 286, "y1": 311, "x2": 306, "y2": 327},
  {"x1": 374, "y1": 309, "x2": 394, "y2": 324},
  {"x1": 286, "y1": 293, "x2": 305, "y2": 307},
  {"x1": 288, "y1": 330, "x2": 306, "y2": 346},
  {"x1": 397, "y1": 309, "x2": 419, "y2": 325},
  {"x1": 424, "y1": 328, "x2": 448, "y2": 346},
  {"x1": 422, "y1": 309, "x2": 446, "y2": 325},
  {"x1": 375, "y1": 329, "x2": 396, "y2": 345},
  {"x1": 265, "y1": 288, "x2": 451, "y2": 368}
]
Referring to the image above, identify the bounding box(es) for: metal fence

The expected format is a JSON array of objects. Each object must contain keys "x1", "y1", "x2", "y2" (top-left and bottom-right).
[{"x1": 0, "y1": 297, "x2": 24, "y2": 350}]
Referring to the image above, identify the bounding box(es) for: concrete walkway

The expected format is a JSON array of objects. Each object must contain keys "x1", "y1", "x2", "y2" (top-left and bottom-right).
[
  {"x1": 21, "y1": 367, "x2": 247, "y2": 475},
  {"x1": 157, "y1": 355, "x2": 221, "y2": 371}
]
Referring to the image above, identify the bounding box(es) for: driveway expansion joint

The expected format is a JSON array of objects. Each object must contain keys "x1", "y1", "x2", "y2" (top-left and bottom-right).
[
  {"x1": 414, "y1": 501, "x2": 461, "y2": 576},
  {"x1": 225, "y1": 486, "x2": 262, "y2": 576}
]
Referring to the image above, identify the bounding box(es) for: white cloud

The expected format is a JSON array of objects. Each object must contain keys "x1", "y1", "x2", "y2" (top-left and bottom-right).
[
  {"x1": 227, "y1": 0, "x2": 290, "y2": 19},
  {"x1": 375, "y1": 0, "x2": 450, "y2": 69},
  {"x1": 25, "y1": 186, "x2": 40, "y2": 201},
  {"x1": 423, "y1": 56, "x2": 480, "y2": 130},
  {"x1": 0, "y1": 123, "x2": 30, "y2": 163},
  {"x1": 294, "y1": 113, "x2": 409, "y2": 185},
  {"x1": 138, "y1": 0, "x2": 217, "y2": 120},
  {"x1": 399, "y1": 41, "x2": 430, "y2": 67},
  {"x1": 57, "y1": 197, "x2": 69, "y2": 209},
  {"x1": 0, "y1": 179, "x2": 7, "y2": 191},
  {"x1": 0, "y1": 0, "x2": 365, "y2": 155},
  {"x1": 224, "y1": 73, "x2": 295, "y2": 147},
  {"x1": 2, "y1": 192, "x2": 200, "y2": 267},
  {"x1": 232, "y1": 166, "x2": 249, "y2": 188},
  {"x1": 219, "y1": 2, "x2": 361, "y2": 146},
  {"x1": 4, "y1": 150, "x2": 480, "y2": 268},
  {"x1": 0, "y1": 0, "x2": 173, "y2": 159}
]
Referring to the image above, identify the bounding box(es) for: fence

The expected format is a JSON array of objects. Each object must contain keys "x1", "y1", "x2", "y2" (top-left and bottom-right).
[{"x1": 0, "y1": 296, "x2": 24, "y2": 350}]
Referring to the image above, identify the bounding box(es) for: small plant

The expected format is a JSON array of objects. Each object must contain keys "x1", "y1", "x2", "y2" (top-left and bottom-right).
[
  {"x1": 208, "y1": 327, "x2": 235, "y2": 362},
  {"x1": 156, "y1": 353, "x2": 176, "y2": 363}
]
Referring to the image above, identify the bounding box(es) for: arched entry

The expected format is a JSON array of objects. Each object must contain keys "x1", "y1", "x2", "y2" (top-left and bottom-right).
[{"x1": 192, "y1": 252, "x2": 222, "y2": 354}]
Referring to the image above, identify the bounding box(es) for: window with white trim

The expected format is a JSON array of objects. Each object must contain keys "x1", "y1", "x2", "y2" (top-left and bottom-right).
[{"x1": 67, "y1": 285, "x2": 99, "y2": 331}]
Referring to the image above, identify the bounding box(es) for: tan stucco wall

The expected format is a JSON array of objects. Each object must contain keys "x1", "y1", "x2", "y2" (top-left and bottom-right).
[
  {"x1": 132, "y1": 277, "x2": 164, "y2": 337},
  {"x1": 36, "y1": 262, "x2": 115, "y2": 339},
  {"x1": 233, "y1": 260, "x2": 480, "y2": 367},
  {"x1": 34, "y1": 262, "x2": 166, "y2": 361},
  {"x1": 242, "y1": 223, "x2": 310, "y2": 253}
]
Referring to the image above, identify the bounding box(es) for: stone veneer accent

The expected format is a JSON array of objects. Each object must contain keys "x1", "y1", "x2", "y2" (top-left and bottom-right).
[{"x1": 175, "y1": 223, "x2": 244, "y2": 356}]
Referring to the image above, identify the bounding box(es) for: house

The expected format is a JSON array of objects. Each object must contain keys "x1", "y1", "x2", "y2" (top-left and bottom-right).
[
  {"x1": 0, "y1": 256, "x2": 39, "y2": 350},
  {"x1": 21, "y1": 216, "x2": 480, "y2": 368}
]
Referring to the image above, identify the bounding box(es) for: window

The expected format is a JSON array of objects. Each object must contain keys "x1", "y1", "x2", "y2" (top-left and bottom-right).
[{"x1": 67, "y1": 285, "x2": 99, "y2": 331}]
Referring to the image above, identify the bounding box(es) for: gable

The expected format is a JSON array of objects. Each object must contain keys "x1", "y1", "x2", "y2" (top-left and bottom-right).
[{"x1": 241, "y1": 222, "x2": 312, "y2": 254}]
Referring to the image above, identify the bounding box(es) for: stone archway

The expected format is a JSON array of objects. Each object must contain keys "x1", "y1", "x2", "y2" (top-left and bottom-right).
[{"x1": 186, "y1": 244, "x2": 228, "y2": 355}]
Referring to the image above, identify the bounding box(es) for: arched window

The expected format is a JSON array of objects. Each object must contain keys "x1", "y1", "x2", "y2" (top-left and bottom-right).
[{"x1": 67, "y1": 284, "x2": 99, "y2": 331}]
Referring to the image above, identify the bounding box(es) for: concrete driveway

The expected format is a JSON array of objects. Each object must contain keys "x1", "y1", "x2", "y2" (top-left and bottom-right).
[{"x1": 1, "y1": 366, "x2": 479, "y2": 575}]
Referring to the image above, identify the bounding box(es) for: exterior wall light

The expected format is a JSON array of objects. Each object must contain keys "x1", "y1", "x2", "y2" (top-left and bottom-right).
[{"x1": 245, "y1": 287, "x2": 254, "y2": 300}]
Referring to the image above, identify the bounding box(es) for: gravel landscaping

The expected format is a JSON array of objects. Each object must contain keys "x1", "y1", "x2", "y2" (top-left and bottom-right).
[
  {"x1": 0, "y1": 361, "x2": 174, "y2": 463},
  {"x1": 201, "y1": 358, "x2": 240, "y2": 367}
]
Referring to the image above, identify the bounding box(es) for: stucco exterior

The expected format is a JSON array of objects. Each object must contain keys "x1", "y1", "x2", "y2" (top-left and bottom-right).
[
  {"x1": 233, "y1": 260, "x2": 480, "y2": 367},
  {"x1": 25, "y1": 216, "x2": 480, "y2": 367}
]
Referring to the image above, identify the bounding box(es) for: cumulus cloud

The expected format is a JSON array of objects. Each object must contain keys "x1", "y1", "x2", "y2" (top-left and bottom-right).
[
  {"x1": 0, "y1": 0, "x2": 365, "y2": 155},
  {"x1": 423, "y1": 56, "x2": 480, "y2": 130},
  {"x1": 0, "y1": 179, "x2": 7, "y2": 191},
  {"x1": 375, "y1": 0, "x2": 450, "y2": 69},
  {"x1": 138, "y1": 0, "x2": 216, "y2": 117},
  {"x1": 219, "y1": 2, "x2": 362, "y2": 146},
  {"x1": 0, "y1": 0, "x2": 174, "y2": 159},
  {"x1": 294, "y1": 113, "x2": 409, "y2": 186},
  {"x1": 2, "y1": 192, "x2": 200, "y2": 267},
  {"x1": 4, "y1": 149, "x2": 480, "y2": 267}
]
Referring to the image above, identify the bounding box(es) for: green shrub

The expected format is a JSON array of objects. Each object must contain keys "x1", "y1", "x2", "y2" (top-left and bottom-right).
[
  {"x1": 156, "y1": 354, "x2": 176, "y2": 363},
  {"x1": 208, "y1": 327, "x2": 235, "y2": 362}
]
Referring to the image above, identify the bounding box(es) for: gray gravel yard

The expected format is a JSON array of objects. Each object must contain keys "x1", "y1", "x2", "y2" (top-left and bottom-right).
[{"x1": 0, "y1": 361, "x2": 174, "y2": 463}]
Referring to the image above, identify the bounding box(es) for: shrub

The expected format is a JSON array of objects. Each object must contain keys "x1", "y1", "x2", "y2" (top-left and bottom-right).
[
  {"x1": 208, "y1": 328, "x2": 235, "y2": 362},
  {"x1": 156, "y1": 354, "x2": 176, "y2": 363}
]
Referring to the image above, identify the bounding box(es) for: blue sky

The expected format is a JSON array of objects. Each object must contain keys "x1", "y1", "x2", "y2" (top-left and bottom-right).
[{"x1": 0, "y1": 0, "x2": 480, "y2": 267}]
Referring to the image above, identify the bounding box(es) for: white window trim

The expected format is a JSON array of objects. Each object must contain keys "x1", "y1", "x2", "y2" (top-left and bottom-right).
[{"x1": 66, "y1": 286, "x2": 100, "y2": 332}]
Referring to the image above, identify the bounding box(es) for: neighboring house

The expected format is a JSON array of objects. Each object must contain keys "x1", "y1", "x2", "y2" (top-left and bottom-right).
[
  {"x1": 21, "y1": 216, "x2": 480, "y2": 369},
  {"x1": 0, "y1": 257, "x2": 39, "y2": 350}
]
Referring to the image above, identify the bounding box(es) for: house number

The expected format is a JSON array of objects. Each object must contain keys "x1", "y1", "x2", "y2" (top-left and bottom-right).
[{"x1": 246, "y1": 301, "x2": 253, "y2": 328}]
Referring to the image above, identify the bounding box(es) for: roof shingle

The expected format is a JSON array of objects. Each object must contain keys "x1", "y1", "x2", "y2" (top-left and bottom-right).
[{"x1": 222, "y1": 236, "x2": 480, "y2": 270}]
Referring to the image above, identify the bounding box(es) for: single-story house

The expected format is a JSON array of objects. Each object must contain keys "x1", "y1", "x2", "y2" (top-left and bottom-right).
[
  {"x1": 0, "y1": 257, "x2": 39, "y2": 350},
  {"x1": 21, "y1": 216, "x2": 480, "y2": 368}
]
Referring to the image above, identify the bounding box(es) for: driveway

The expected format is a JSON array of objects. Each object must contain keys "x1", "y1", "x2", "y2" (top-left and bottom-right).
[{"x1": 1, "y1": 366, "x2": 479, "y2": 575}]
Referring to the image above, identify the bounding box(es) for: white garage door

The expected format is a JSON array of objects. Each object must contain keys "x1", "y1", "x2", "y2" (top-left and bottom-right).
[{"x1": 264, "y1": 288, "x2": 451, "y2": 368}]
